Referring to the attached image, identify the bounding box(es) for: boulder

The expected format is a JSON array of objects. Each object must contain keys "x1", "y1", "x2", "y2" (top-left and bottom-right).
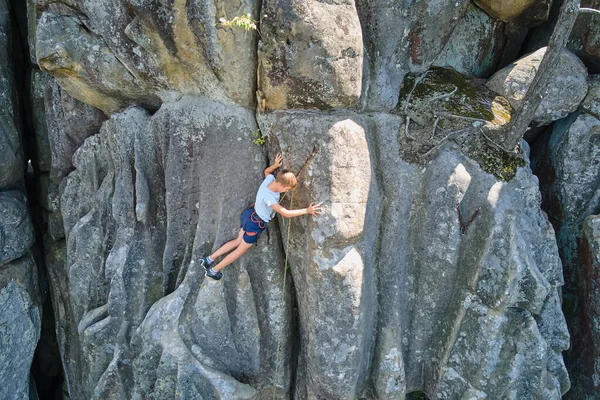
[
  {"x1": 474, "y1": 0, "x2": 552, "y2": 26},
  {"x1": 434, "y1": 4, "x2": 506, "y2": 78},
  {"x1": 258, "y1": 0, "x2": 363, "y2": 110},
  {"x1": 356, "y1": 0, "x2": 470, "y2": 110},
  {"x1": 0, "y1": 253, "x2": 41, "y2": 400},
  {"x1": 568, "y1": 0, "x2": 600, "y2": 73},
  {"x1": 486, "y1": 47, "x2": 588, "y2": 126},
  {"x1": 581, "y1": 74, "x2": 600, "y2": 119},
  {"x1": 0, "y1": 190, "x2": 35, "y2": 266}
]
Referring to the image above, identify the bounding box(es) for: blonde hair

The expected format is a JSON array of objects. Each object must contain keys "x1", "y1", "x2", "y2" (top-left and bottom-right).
[{"x1": 276, "y1": 169, "x2": 298, "y2": 188}]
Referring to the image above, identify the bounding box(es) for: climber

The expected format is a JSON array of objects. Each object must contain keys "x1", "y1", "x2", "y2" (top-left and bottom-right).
[{"x1": 201, "y1": 153, "x2": 322, "y2": 280}]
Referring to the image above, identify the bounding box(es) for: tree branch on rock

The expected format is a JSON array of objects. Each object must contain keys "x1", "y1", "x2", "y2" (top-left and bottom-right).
[{"x1": 499, "y1": 0, "x2": 595, "y2": 151}]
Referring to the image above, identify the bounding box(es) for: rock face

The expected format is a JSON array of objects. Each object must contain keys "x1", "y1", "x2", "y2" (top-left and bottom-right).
[
  {"x1": 356, "y1": 0, "x2": 471, "y2": 110},
  {"x1": 9, "y1": 0, "x2": 598, "y2": 398},
  {"x1": 258, "y1": 0, "x2": 363, "y2": 110},
  {"x1": 49, "y1": 98, "x2": 292, "y2": 399},
  {"x1": 578, "y1": 215, "x2": 600, "y2": 397},
  {"x1": 0, "y1": 0, "x2": 41, "y2": 398},
  {"x1": 35, "y1": 0, "x2": 260, "y2": 114},
  {"x1": 531, "y1": 111, "x2": 600, "y2": 400},
  {"x1": 257, "y1": 110, "x2": 569, "y2": 398},
  {"x1": 487, "y1": 47, "x2": 588, "y2": 126},
  {"x1": 44, "y1": 79, "x2": 106, "y2": 177},
  {"x1": 0, "y1": 253, "x2": 41, "y2": 400},
  {"x1": 433, "y1": 4, "x2": 507, "y2": 78}
]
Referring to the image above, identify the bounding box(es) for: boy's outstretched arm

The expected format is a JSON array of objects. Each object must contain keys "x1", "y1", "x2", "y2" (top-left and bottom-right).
[
  {"x1": 264, "y1": 153, "x2": 283, "y2": 177},
  {"x1": 271, "y1": 202, "x2": 322, "y2": 218}
]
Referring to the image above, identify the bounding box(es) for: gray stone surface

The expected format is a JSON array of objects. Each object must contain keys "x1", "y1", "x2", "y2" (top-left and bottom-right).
[
  {"x1": 0, "y1": 188, "x2": 34, "y2": 268},
  {"x1": 0, "y1": 0, "x2": 23, "y2": 190},
  {"x1": 257, "y1": 110, "x2": 568, "y2": 399},
  {"x1": 531, "y1": 112, "x2": 600, "y2": 399},
  {"x1": 258, "y1": 0, "x2": 363, "y2": 110},
  {"x1": 36, "y1": 0, "x2": 260, "y2": 113},
  {"x1": 30, "y1": 69, "x2": 52, "y2": 172},
  {"x1": 434, "y1": 4, "x2": 506, "y2": 78},
  {"x1": 36, "y1": 12, "x2": 160, "y2": 115},
  {"x1": 569, "y1": 0, "x2": 600, "y2": 73},
  {"x1": 52, "y1": 97, "x2": 292, "y2": 399},
  {"x1": 487, "y1": 47, "x2": 588, "y2": 126},
  {"x1": 259, "y1": 111, "x2": 377, "y2": 399},
  {"x1": 20, "y1": 1, "x2": 589, "y2": 398},
  {"x1": 575, "y1": 215, "x2": 600, "y2": 398},
  {"x1": 0, "y1": 253, "x2": 41, "y2": 400},
  {"x1": 582, "y1": 74, "x2": 600, "y2": 119},
  {"x1": 356, "y1": 0, "x2": 470, "y2": 110},
  {"x1": 44, "y1": 78, "x2": 106, "y2": 180}
]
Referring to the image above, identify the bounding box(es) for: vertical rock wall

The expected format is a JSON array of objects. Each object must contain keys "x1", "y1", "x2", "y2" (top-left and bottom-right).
[
  {"x1": 0, "y1": 0, "x2": 41, "y2": 399},
  {"x1": 5, "y1": 0, "x2": 600, "y2": 399}
]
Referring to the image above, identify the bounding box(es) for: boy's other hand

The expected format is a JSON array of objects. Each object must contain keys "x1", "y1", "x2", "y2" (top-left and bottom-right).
[
  {"x1": 307, "y1": 202, "x2": 322, "y2": 216},
  {"x1": 273, "y1": 153, "x2": 283, "y2": 168}
]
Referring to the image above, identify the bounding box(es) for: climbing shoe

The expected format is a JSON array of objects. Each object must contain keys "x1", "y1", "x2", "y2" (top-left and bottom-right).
[
  {"x1": 200, "y1": 256, "x2": 214, "y2": 270},
  {"x1": 205, "y1": 267, "x2": 223, "y2": 281}
]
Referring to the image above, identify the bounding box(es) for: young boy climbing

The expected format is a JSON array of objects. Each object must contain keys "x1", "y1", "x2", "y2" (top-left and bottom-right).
[{"x1": 201, "y1": 153, "x2": 322, "y2": 280}]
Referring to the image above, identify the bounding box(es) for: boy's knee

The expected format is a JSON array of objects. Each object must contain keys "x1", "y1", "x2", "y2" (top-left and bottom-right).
[{"x1": 237, "y1": 241, "x2": 253, "y2": 253}]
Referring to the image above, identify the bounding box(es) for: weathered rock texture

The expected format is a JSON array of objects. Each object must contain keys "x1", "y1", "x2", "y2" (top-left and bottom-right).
[
  {"x1": 582, "y1": 74, "x2": 600, "y2": 119},
  {"x1": 578, "y1": 215, "x2": 600, "y2": 398},
  {"x1": 356, "y1": 0, "x2": 471, "y2": 110},
  {"x1": 487, "y1": 47, "x2": 588, "y2": 126},
  {"x1": 48, "y1": 97, "x2": 292, "y2": 399},
  {"x1": 0, "y1": 253, "x2": 41, "y2": 400},
  {"x1": 532, "y1": 110, "x2": 600, "y2": 400},
  {"x1": 569, "y1": 0, "x2": 600, "y2": 73},
  {"x1": 35, "y1": 0, "x2": 260, "y2": 114},
  {"x1": 257, "y1": 110, "x2": 569, "y2": 398},
  {"x1": 434, "y1": 4, "x2": 507, "y2": 78},
  {"x1": 12, "y1": 0, "x2": 600, "y2": 398},
  {"x1": 474, "y1": 0, "x2": 552, "y2": 26},
  {"x1": 258, "y1": 0, "x2": 363, "y2": 110},
  {"x1": 0, "y1": 0, "x2": 41, "y2": 398}
]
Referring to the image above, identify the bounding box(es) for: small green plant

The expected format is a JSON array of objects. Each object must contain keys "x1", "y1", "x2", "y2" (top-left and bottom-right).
[
  {"x1": 252, "y1": 129, "x2": 266, "y2": 145},
  {"x1": 219, "y1": 14, "x2": 262, "y2": 38}
]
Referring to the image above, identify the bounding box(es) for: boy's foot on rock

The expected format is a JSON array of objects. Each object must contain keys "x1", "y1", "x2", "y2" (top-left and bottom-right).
[
  {"x1": 200, "y1": 256, "x2": 212, "y2": 270},
  {"x1": 205, "y1": 267, "x2": 223, "y2": 280}
]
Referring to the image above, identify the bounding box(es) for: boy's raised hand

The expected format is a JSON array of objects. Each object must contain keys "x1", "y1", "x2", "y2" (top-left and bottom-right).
[
  {"x1": 307, "y1": 202, "x2": 322, "y2": 216},
  {"x1": 273, "y1": 153, "x2": 283, "y2": 168}
]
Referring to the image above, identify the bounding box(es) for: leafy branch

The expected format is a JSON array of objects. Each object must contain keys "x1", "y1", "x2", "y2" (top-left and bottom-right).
[{"x1": 219, "y1": 14, "x2": 263, "y2": 39}]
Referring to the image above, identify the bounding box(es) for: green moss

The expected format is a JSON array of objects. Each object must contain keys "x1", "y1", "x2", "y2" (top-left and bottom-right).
[
  {"x1": 397, "y1": 67, "x2": 511, "y2": 126},
  {"x1": 464, "y1": 135, "x2": 526, "y2": 181},
  {"x1": 406, "y1": 391, "x2": 429, "y2": 400}
]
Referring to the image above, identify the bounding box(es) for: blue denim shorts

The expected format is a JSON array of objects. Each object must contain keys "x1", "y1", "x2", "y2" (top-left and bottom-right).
[{"x1": 241, "y1": 207, "x2": 267, "y2": 244}]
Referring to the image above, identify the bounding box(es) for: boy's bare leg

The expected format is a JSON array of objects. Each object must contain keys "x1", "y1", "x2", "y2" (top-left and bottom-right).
[
  {"x1": 212, "y1": 241, "x2": 253, "y2": 272},
  {"x1": 209, "y1": 229, "x2": 244, "y2": 260}
]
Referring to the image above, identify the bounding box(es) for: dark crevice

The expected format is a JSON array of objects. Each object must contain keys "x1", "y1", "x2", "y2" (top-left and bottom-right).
[{"x1": 8, "y1": 0, "x2": 66, "y2": 398}]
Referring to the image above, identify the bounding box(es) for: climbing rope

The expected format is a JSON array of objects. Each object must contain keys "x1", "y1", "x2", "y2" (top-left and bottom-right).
[
  {"x1": 272, "y1": 189, "x2": 294, "y2": 400},
  {"x1": 270, "y1": 144, "x2": 317, "y2": 398}
]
